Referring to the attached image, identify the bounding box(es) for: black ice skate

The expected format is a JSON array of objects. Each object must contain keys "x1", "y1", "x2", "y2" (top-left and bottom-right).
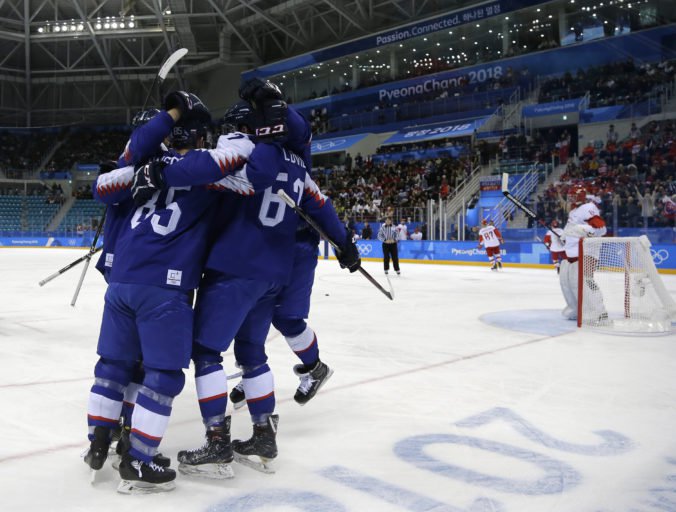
[
  {"x1": 233, "y1": 415, "x2": 279, "y2": 474},
  {"x1": 230, "y1": 381, "x2": 246, "y2": 410},
  {"x1": 84, "y1": 426, "x2": 111, "y2": 483},
  {"x1": 177, "y1": 417, "x2": 234, "y2": 479},
  {"x1": 490, "y1": 263, "x2": 497, "y2": 271},
  {"x1": 117, "y1": 454, "x2": 176, "y2": 494},
  {"x1": 497, "y1": 261, "x2": 502, "y2": 269},
  {"x1": 112, "y1": 428, "x2": 171, "y2": 470},
  {"x1": 293, "y1": 361, "x2": 334, "y2": 405}
]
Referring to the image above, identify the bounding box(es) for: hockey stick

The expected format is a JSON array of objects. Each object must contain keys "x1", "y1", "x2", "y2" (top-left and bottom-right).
[
  {"x1": 70, "y1": 208, "x2": 107, "y2": 306},
  {"x1": 38, "y1": 246, "x2": 103, "y2": 286},
  {"x1": 277, "y1": 190, "x2": 394, "y2": 301},
  {"x1": 501, "y1": 173, "x2": 563, "y2": 243},
  {"x1": 141, "y1": 48, "x2": 188, "y2": 110}
]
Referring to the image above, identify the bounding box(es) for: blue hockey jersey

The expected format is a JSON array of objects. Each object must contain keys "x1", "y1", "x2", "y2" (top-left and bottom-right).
[
  {"x1": 204, "y1": 143, "x2": 346, "y2": 286},
  {"x1": 95, "y1": 111, "x2": 175, "y2": 278},
  {"x1": 93, "y1": 136, "x2": 255, "y2": 290}
]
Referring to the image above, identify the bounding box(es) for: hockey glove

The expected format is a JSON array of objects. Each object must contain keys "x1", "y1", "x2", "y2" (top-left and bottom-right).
[
  {"x1": 254, "y1": 99, "x2": 288, "y2": 142},
  {"x1": 132, "y1": 160, "x2": 166, "y2": 206},
  {"x1": 239, "y1": 78, "x2": 284, "y2": 105},
  {"x1": 98, "y1": 160, "x2": 118, "y2": 175},
  {"x1": 336, "y1": 231, "x2": 361, "y2": 273},
  {"x1": 164, "y1": 91, "x2": 211, "y2": 124}
]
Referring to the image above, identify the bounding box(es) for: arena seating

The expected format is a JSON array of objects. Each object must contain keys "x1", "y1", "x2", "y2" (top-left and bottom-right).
[
  {"x1": 58, "y1": 198, "x2": 105, "y2": 233},
  {"x1": 325, "y1": 154, "x2": 474, "y2": 225},
  {"x1": 0, "y1": 195, "x2": 23, "y2": 232},
  {"x1": 533, "y1": 119, "x2": 676, "y2": 228},
  {"x1": 538, "y1": 59, "x2": 676, "y2": 108},
  {"x1": 0, "y1": 131, "x2": 60, "y2": 174},
  {"x1": 48, "y1": 130, "x2": 129, "y2": 171}
]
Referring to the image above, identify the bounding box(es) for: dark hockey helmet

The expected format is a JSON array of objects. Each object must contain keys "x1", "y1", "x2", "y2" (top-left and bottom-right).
[
  {"x1": 221, "y1": 101, "x2": 256, "y2": 134},
  {"x1": 131, "y1": 108, "x2": 161, "y2": 128},
  {"x1": 170, "y1": 117, "x2": 209, "y2": 150}
]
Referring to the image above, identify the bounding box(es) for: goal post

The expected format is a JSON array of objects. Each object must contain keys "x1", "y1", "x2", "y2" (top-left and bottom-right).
[{"x1": 578, "y1": 235, "x2": 676, "y2": 334}]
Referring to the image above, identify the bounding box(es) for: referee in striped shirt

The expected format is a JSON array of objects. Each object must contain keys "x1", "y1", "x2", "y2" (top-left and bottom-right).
[{"x1": 377, "y1": 217, "x2": 400, "y2": 275}]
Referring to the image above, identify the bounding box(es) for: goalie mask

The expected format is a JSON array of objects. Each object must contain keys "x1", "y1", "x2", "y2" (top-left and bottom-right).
[{"x1": 568, "y1": 186, "x2": 587, "y2": 207}]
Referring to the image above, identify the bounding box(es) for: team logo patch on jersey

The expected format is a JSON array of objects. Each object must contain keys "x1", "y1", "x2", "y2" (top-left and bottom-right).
[
  {"x1": 167, "y1": 269, "x2": 183, "y2": 286},
  {"x1": 105, "y1": 253, "x2": 114, "y2": 268}
]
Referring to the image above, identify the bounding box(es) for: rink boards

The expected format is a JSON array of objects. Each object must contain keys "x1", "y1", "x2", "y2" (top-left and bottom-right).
[{"x1": 3, "y1": 237, "x2": 676, "y2": 273}]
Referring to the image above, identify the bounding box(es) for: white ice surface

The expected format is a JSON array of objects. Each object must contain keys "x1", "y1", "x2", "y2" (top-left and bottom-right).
[{"x1": 1, "y1": 248, "x2": 676, "y2": 512}]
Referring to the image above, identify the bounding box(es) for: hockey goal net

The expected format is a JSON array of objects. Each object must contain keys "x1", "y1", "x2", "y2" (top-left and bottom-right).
[{"x1": 578, "y1": 236, "x2": 676, "y2": 334}]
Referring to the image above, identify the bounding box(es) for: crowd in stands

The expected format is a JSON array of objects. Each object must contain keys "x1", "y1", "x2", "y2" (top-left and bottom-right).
[
  {"x1": 0, "y1": 131, "x2": 60, "y2": 173},
  {"x1": 538, "y1": 59, "x2": 676, "y2": 108},
  {"x1": 48, "y1": 129, "x2": 129, "y2": 171},
  {"x1": 45, "y1": 183, "x2": 66, "y2": 204},
  {"x1": 535, "y1": 119, "x2": 676, "y2": 228},
  {"x1": 74, "y1": 184, "x2": 93, "y2": 199},
  {"x1": 322, "y1": 152, "x2": 474, "y2": 223}
]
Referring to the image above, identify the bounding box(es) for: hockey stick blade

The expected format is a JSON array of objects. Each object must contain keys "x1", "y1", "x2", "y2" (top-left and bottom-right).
[
  {"x1": 277, "y1": 190, "x2": 394, "y2": 301},
  {"x1": 38, "y1": 246, "x2": 103, "y2": 286},
  {"x1": 502, "y1": 173, "x2": 536, "y2": 218},
  {"x1": 142, "y1": 48, "x2": 189, "y2": 110},
  {"x1": 158, "y1": 48, "x2": 188, "y2": 81},
  {"x1": 501, "y1": 173, "x2": 563, "y2": 243}
]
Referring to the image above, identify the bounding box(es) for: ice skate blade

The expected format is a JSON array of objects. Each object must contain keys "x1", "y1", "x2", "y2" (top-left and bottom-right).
[
  {"x1": 297, "y1": 368, "x2": 334, "y2": 406},
  {"x1": 89, "y1": 468, "x2": 99, "y2": 485},
  {"x1": 233, "y1": 453, "x2": 276, "y2": 474},
  {"x1": 111, "y1": 455, "x2": 121, "y2": 471},
  {"x1": 178, "y1": 462, "x2": 235, "y2": 479},
  {"x1": 117, "y1": 479, "x2": 176, "y2": 495},
  {"x1": 232, "y1": 400, "x2": 246, "y2": 410}
]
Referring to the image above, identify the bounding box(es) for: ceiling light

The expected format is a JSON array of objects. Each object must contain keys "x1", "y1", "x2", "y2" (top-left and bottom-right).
[{"x1": 37, "y1": 27, "x2": 44, "y2": 33}]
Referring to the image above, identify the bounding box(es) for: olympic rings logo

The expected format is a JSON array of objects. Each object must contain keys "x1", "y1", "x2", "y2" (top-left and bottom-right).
[
  {"x1": 358, "y1": 243, "x2": 373, "y2": 256},
  {"x1": 651, "y1": 249, "x2": 669, "y2": 265}
]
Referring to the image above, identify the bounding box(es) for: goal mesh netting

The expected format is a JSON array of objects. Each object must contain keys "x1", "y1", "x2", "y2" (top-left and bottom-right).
[{"x1": 579, "y1": 236, "x2": 676, "y2": 334}]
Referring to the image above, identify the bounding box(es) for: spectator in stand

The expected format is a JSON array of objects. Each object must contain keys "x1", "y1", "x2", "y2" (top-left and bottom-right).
[
  {"x1": 629, "y1": 122, "x2": 641, "y2": 140},
  {"x1": 606, "y1": 124, "x2": 618, "y2": 145},
  {"x1": 439, "y1": 176, "x2": 450, "y2": 198},
  {"x1": 410, "y1": 227, "x2": 423, "y2": 240},
  {"x1": 635, "y1": 185, "x2": 657, "y2": 227},
  {"x1": 377, "y1": 217, "x2": 400, "y2": 276},
  {"x1": 396, "y1": 219, "x2": 408, "y2": 240},
  {"x1": 361, "y1": 222, "x2": 372, "y2": 240}
]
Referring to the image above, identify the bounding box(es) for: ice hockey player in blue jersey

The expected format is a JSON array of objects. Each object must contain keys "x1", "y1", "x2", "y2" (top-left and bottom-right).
[
  {"x1": 85, "y1": 92, "x2": 255, "y2": 494},
  {"x1": 88, "y1": 107, "x2": 179, "y2": 476},
  {"x1": 172, "y1": 82, "x2": 360, "y2": 476},
  {"x1": 226, "y1": 85, "x2": 351, "y2": 409}
]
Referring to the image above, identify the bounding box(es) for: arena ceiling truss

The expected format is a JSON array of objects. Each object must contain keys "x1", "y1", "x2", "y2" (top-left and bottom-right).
[{"x1": 0, "y1": 0, "x2": 461, "y2": 126}]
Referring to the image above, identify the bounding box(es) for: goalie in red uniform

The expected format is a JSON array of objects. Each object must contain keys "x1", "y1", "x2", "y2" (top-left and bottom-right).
[
  {"x1": 478, "y1": 219, "x2": 504, "y2": 270},
  {"x1": 560, "y1": 188, "x2": 607, "y2": 321}
]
